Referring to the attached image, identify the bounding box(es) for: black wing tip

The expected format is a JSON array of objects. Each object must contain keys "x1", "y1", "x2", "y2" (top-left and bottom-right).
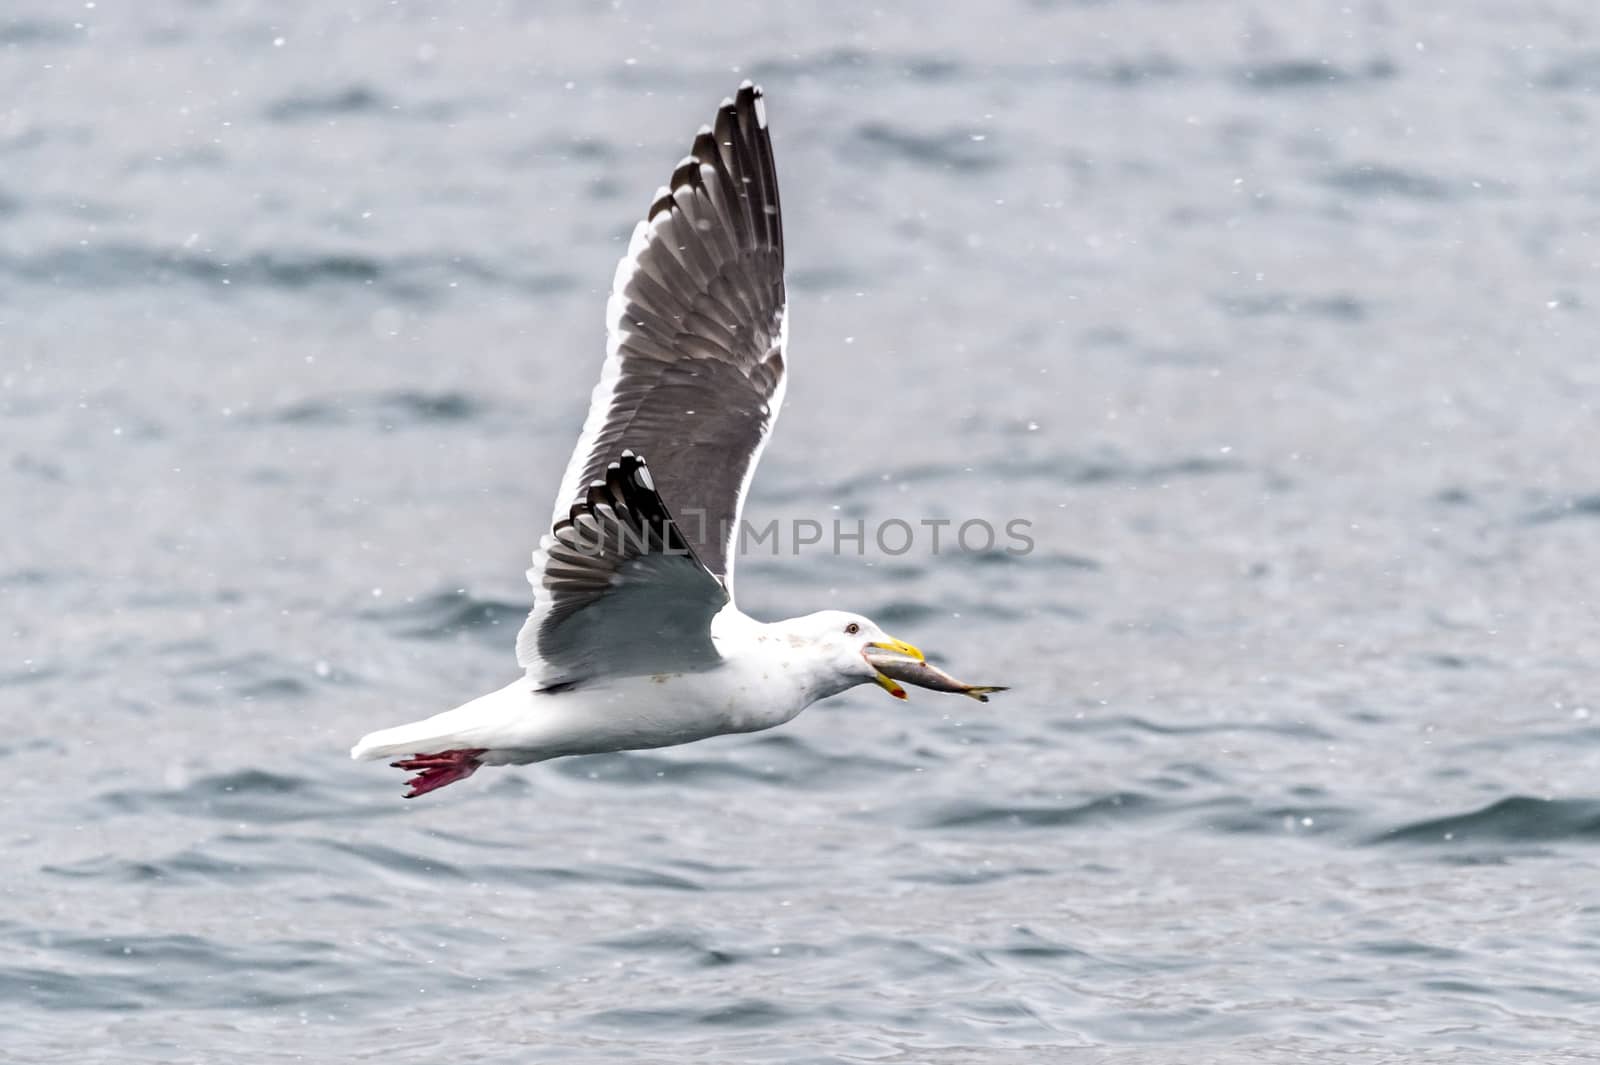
[
  {"x1": 720, "y1": 82, "x2": 766, "y2": 123},
  {"x1": 670, "y1": 155, "x2": 704, "y2": 191},
  {"x1": 738, "y1": 83, "x2": 766, "y2": 128},
  {"x1": 647, "y1": 185, "x2": 675, "y2": 221},
  {"x1": 650, "y1": 136, "x2": 718, "y2": 214},
  {"x1": 690, "y1": 128, "x2": 720, "y2": 166},
  {"x1": 599, "y1": 450, "x2": 656, "y2": 495},
  {"x1": 646, "y1": 83, "x2": 774, "y2": 219},
  {"x1": 560, "y1": 451, "x2": 661, "y2": 530}
]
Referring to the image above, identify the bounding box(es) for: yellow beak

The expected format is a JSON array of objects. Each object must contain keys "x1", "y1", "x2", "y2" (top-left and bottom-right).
[
  {"x1": 866, "y1": 638, "x2": 923, "y2": 700},
  {"x1": 867, "y1": 638, "x2": 924, "y2": 662},
  {"x1": 874, "y1": 673, "x2": 908, "y2": 699}
]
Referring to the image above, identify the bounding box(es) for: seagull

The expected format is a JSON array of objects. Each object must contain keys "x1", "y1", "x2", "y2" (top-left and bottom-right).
[{"x1": 351, "y1": 83, "x2": 1004, "y2": 798}]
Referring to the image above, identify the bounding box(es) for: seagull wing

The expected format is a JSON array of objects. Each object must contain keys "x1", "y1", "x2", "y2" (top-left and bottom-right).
[
  {"x1": 549, "y1": 81, "x2": 785, "y2": 590},
  {"x1": 520, "y1": 453, "x2": 728, "y2": 688},
  {"x1": 517, "y1": 83, "x2": 784, "y2": 683}
]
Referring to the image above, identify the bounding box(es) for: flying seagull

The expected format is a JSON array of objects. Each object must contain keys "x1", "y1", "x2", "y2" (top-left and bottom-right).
[{"x1": 351, "y1": 83, "x2": 1004, "y2": 797}]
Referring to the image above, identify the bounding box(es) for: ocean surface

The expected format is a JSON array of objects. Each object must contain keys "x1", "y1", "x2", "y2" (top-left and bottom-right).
[{"x1": 4, "y1": 2, "x2": 1600, "y2": 1061}]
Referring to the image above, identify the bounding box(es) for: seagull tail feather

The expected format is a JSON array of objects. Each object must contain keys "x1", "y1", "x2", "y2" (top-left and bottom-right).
[
  {"x1": 350, "y1": 681, "x2": 530, "y2": 761},
  {"x1": 350, "y1": 709, "x2": 492, "y2": 762},
  {"x1": 350, "y1": 719, "x2": 462, "y2": 762}
]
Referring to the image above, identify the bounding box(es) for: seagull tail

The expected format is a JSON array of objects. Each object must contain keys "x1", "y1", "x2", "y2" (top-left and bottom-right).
[
  {"x1": 350, "y1": 718, "x2": 457, "y2": 762},
  {"x1": 349, "y1": 681, "x2": 532, "y2": 761}
]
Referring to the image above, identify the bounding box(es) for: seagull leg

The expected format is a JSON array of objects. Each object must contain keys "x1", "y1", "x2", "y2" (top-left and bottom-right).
[{"x1": 390, "y1": 749, "x2": 488, "y2": 798}]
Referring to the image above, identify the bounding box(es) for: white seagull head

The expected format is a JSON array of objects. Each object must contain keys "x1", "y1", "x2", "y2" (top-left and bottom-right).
[{"x1": 772, "y1": 609, "x2": 926, "y2": 700}]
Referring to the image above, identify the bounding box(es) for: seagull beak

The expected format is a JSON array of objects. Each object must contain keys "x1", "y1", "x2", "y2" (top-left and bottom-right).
[
  {"x1": 865, "y1": 638, "x2": 923, "y2": 700},
  {"x1": 868, "y1": 638, "x2": 925, "y2": 662},
  {"x1": 873, "y1": 673, "x2": 908, "y2": 699}
]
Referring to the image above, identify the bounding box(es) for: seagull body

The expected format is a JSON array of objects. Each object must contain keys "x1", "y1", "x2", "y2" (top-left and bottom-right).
[
  {"x1": 353, "y1": 606, "x2": 858, "y2": 770},
  {"x1": 351, "y1": 84, "x2": 1002, "y2": 797}
]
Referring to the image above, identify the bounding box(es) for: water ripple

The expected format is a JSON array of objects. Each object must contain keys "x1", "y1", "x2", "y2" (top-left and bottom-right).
[
  {"x1": 264, "y1": 84, "x2": 464, "y2": 123},
  {"x1": 918, "y1": 791, "x2": 1158, "y2": 830},
  {"x1": 0, "y1": 244, "x2": 575, "y2": 302},
  {"x1": 553, "y1": 734, "x2": 918, "y2": 791},
  {"x1": 265, "y1": 390, "x2": 487, "y2": 428},
  {"x1": 364, "y1": 589, "x2": 525, "y2": 645},
  {"x1": 2, "y1": 929, "x2": 366, "y2": 1012},
  {"x1": 1234, "y1": 57, "x2": 1396, "y2": 90},
  {"x1": 1374, "y1": 796, "x2": 1600, "y2": 847},
  {"x1": 1321, "y1": 164, "x2": 1459, "y2": 201},
  {"x1": 852, "y1": 122, "x2": 1002, "y2": 174},
  {"x1": 1525, "y1": 493, "x2": 1600, "y2": 524},
  {"x1": 93, "y1": 771, "x2": 373, "y2": 825}
]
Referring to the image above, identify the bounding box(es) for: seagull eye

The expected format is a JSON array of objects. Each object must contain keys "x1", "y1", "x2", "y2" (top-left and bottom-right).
[{"x1": 844, "y1": 622, "x2": 860, "y2": 635}]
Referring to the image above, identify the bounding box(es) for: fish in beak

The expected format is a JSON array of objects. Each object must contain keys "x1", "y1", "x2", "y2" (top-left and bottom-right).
[
  {"x1": 863, "y1": 641, "x2": 1007, "y2": 703},
  {"x1": 864, "y1": 638, "x2": 923, "y2": 700}
]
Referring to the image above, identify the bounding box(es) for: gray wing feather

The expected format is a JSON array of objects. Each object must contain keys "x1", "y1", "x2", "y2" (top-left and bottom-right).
[
  {"x1": 519, "y1": 453, "x2": 728, "y2": 688},
  {"x1": 547, "y1": 82, "x2": 786, "y2": 585},
  {"x1": 519, "y1": 83, "x2": 784, "y2": 682}
]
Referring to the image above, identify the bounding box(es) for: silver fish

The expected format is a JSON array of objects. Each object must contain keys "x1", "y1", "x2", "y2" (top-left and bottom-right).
[{"x1": 862, "y1": 647, "x2": 1008, "y2": 703}]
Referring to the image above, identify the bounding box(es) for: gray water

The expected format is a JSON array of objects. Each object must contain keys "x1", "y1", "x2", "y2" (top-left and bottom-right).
[{"x1": 5, "y1": 2, "x2": 1600, "y2": 1061}]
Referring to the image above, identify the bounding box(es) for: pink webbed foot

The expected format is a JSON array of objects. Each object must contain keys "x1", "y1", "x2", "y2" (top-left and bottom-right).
[{"x1": 390, "y1": 748, "x2": 487, "y2": 798}]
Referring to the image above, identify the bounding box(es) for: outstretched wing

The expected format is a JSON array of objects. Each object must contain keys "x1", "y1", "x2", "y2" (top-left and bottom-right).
[
  {"x1": 517, "y1": 453, "x2": 728, "y2": 688},
  {"x1": 547, "y1": 81, "x2": 786, "y2": 591}
]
